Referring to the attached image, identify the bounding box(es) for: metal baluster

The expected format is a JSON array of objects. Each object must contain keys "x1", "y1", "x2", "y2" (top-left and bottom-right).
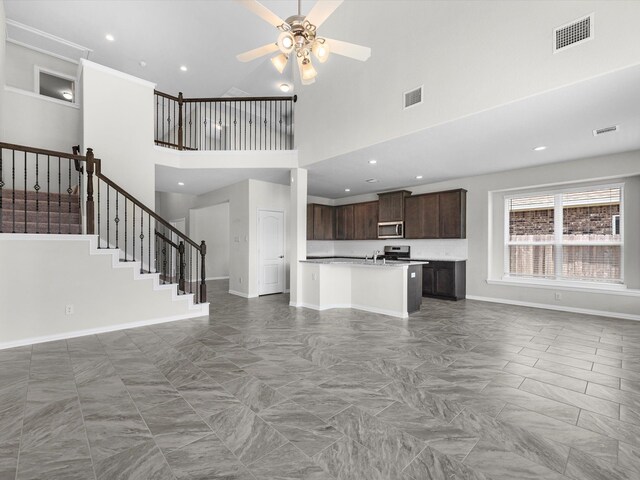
[
  {"x1": 162, "y1": 97, "x2": 165, "y2": 147},
  {"x1": 78, "y1": 163, "x2": 82, "y2": 232},
  {"x1": 47, "y1": 155, "x2": 50, "y2": 233},
  {"x1": 23, "y1": 152, "x2": 27, "y2": 233},
  {"x1": 234, "y1": 100, "x2": 237, "y2": 150},
  {"x1": 0, "y1": 148, "x2": 3, "y2": 233},
  {"x1": 67, "y1": 159, "x2": 72, "y2": 234},
  {"x1": 124, "y1": 201, "x2": 128, "y2": 260},
  {"x1": 259, "y1": 101, "x2": 262, "y2": 150},
  {"x1": 148, "y1": 213, "x2": 151, "y2": 273},
  {"x1": 12, "y1": 151, "x2": 16, "y2": 233},
  {"x1": 115, "y1": 192, "x2": 119, "y2": 249},
  {"x1": 97, "y1": 180, "x2": 100, "y2": 246},
  {"x1": 140, "y1": 209, "x2": 144, "y2": 273},
  {"x1": 35, "y1": 154, "x2": 40, "y2": 233},
  {"x1": 56, "y1": 156, "x2": 60, "y2": 234},
  {"x1": 106, "y1": 185, "x2": 110, "y2": 245},
  {"x1": 189, "y1": 247, "x2": 193, "y2": 295},
  {"x1": 132, "y1": 203, "x2": 136, "y2": 262},
  {"x1": 162, "y1": 238, "x2": 167, "y2": 283}
]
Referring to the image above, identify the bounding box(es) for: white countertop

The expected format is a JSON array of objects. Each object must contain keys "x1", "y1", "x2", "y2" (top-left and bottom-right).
[{"x1": 301, "y1": 258, "x2": 428, "y2": 267}]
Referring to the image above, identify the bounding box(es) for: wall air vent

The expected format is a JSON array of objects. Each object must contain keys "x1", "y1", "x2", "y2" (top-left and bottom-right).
[
  {"x1": 365, "y1": 178, "x2": 379, "y2": 183},
  {"x1": 593, "y1": 125, "x2": 619, "y2": 137},
  {"x1": 404, "y1": 86, "x2": 423, "y2": 109},
  {"x1": 554, "y1": 13, "x2": 593, "y2": 53}
]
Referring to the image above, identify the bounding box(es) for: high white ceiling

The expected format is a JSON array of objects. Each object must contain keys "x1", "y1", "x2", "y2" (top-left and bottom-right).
[
  {"x1": 3, "y1": 0, "x2": 348, "y2": 97},
  {"x1": 5, "y1": 1, "x2": 640, "y2": 200}
]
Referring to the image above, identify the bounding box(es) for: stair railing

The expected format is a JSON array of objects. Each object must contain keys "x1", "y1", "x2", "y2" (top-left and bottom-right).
[
  {"x1": 154, "y1": 90, "x2": 297, "y2": 152},
  {"x1": 0, "y1": 142, "x2": 84, "y2": 234},
  {"x1": 0, "y1": 142, "x2": 207, "y2": 303}
]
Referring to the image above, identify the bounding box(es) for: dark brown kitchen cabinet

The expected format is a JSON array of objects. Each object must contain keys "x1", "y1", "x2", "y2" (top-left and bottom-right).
[
  {"x1": 405, "y1": 193, "x2": 439, "y2": 239},
  {"x1": 378, "y1": 191, "x2": 411, "y2": 222},
  {"x1": 307, "y1": 203, "x2": 335, "y2": 240},
  {"x1": 439, "y1": 189, "x2": 466, "y2": 238},
  {"x1": 404, "y1": 189, "x2": 466, "y2": 239},
  {"x1": 335, "y1": 204, "x2": 355, "y2": 240},
  {"x1": 422, "y1": 261, "x2": 466, "y2": 300},
  {"x1": 353, "y1": 201, "x2": 378, "y2": 240}
]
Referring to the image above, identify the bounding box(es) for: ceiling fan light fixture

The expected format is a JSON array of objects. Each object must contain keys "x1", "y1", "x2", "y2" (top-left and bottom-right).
[
  {"x1": 312, "y1": 39, "x2": 330, "y2": 63},
  {"x1": 271, "y1": 53, "x2": 289, "y2": 74},
  {"x1": 301, "y1": 58, "x2": 317, "y2": 81},
  {"x1": 277, "y1": 31, "x2": 295, "y2": 54}
]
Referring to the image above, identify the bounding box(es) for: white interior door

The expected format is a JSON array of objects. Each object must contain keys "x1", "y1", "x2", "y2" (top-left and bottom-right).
[{"x1": 258, "y1": 210, "x2": 285, "y2": 295}]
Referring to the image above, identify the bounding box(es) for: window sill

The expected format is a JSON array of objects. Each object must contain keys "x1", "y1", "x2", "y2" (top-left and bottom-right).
[{"x1": 487, "y1": 278, "x2": 640, "y2": 297}]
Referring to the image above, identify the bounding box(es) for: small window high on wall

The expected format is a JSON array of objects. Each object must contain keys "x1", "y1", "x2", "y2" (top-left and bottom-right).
[
  {"x1": 505, "y1": 185, "x2": 623, "y2": 284},
  {"x1": 36, "y1": 67, "x2": 75, "y2": 103}
]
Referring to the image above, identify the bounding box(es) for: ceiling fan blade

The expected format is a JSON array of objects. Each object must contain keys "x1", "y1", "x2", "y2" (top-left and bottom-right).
[
  {"x1": 305, "y1": 0, "x2": 343, "y2": 28},
  {"x1": 235, "y1": 0, "x2": 285, "y2": 28},
  {"x1": 236, "y1": 43, "x2": 279, "y2": 62},
  {"x1": 323, "y1": 38, "x2": 371, "y2": 61}
]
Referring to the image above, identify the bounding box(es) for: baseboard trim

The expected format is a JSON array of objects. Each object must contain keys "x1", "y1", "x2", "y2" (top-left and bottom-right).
[
  {"x1": 206, "y1": 276, "x2": 229, "y2": 281},
  {"x1": 465, "y1": 295, "x2": 640, "y2": 322},
  {"x1": 0, "y1": 310, "x2": 209, "y2": 351},
  {"x1": 294, "y1": 302, "x2": 407, "y2": 319},
  {"x1": 229, "y1": 289, "x2": 252, "y2": 298}
]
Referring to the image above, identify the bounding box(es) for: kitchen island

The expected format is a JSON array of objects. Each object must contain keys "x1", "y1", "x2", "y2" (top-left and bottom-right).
[{"x1": 299, "y1": 258, "x2": 427, "y2": 318}]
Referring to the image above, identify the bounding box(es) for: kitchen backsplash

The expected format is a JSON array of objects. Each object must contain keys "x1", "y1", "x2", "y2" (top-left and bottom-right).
[{"x1": 307, "y1": 239, "x2": 468, "y2": 260}]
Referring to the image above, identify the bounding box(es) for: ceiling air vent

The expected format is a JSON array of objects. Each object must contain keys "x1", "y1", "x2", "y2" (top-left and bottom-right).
[
  {"x1": 404, "y1": 86, "x2": 423, "y2": 109},
  {"x1": 554, "y1": 13, "x2": 593, "y2": 52},
  {"x1": 593, "y1": 125, "x2": 619, "y2": 137}
]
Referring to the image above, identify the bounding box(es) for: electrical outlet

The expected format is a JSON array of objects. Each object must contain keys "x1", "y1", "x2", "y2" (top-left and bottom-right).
[
  {"x1": 555, "y1": 292, "x2": 562, "y2": 301},
  {"x1": 239, "y1": 277, "x2": 243, "y2": 284},
  {"x1": 65, "y1": 304, "x2": 74, "y2": 315}
]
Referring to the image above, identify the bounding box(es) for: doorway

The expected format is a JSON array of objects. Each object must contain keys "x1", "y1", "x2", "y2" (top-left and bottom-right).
[{"x1": 258, "y1": 209, "x2": 285, "y2": 295}]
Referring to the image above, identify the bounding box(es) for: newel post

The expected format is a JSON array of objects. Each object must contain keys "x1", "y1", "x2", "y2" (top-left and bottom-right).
[
  {"x1": 178, "y1": 92, "x2": 184, "y2": 151},
  {"x1": 178, "y1": 241, "x2": 186, "y2": 292},
  {"x1": 85, "y1": 148, "x2": 95, "y2": 235},
  {"x1": 200, "y1": 240, "x2": 207, "y2": 303}
]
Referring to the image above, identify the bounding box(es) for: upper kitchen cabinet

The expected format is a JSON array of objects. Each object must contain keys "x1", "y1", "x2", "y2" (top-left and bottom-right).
[
  {"x1": 335, "y1": 204, "x2": 355, "y2": 240},
  {"x1": 405, "y1": 193, "x2": 439, "y2": 239},
  {"x1": 353, "y1": 201, "x2": 378, "y2": 240},
  {"x1": 308, "y1": 203, "x2": 335, "y2": 240},
  {"x1": 439, "y1": 189, "x2": 467, "y2": 238},
  {"x1": 378, "y1": 191, "x2": 412, "y2": 222},
  {"x1": 404, "y1": 189, "x2": 467, "y2": 239}
]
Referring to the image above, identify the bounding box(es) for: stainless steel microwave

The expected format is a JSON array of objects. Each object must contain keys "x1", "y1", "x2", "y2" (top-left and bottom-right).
[{"x1": 378, "y1": 221, "x2": 404, "y2": 239}]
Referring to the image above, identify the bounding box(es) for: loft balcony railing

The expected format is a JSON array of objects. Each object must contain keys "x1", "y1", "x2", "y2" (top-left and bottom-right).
[
  {"x1": 154, "y1": 91, "x2": 296, "y2": 152},
  {"x1": 0, "y1": 142, "x2": 208, "y2": 303}
]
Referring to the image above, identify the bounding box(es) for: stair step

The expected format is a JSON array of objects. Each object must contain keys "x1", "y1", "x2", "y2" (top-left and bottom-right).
[
  {"x1": 0, "y1": 197, "x2": 80, "y2": 213},
  {"x1": 1, "y1": 221, "x2": 81, "y2": 234},
  {"x1": 1, "y1": 210, "x2": 80, "y2": 224},
  {"x1": 1, "y1": 189, "x2": 79, "y2": 202}
]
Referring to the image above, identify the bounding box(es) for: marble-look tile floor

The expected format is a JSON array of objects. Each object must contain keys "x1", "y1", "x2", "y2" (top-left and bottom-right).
[{"x1": 2, "y1": 280, "x2": 640, "y2": 479}]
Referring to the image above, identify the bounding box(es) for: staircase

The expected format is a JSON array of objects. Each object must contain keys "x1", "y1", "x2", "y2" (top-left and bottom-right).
[
  {"x1": 0, "y1": 141, "x2": 209, "y2": 349},
  {"x1": 1, "y1": 189, "x2": 82, "y2": 234}
]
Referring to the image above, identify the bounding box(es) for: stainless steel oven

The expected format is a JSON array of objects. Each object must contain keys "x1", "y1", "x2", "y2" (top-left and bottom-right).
[{"x1": 378, "y1": 221, "x2": 404, "y2": 239}]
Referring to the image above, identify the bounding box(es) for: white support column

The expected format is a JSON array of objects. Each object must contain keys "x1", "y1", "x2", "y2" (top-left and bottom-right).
[{"x1": 289, "y1": 168, "x2": 307, "y2": 306}]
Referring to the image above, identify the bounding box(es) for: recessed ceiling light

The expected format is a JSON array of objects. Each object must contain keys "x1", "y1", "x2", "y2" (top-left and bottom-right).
[
  {"x1": 280, "y1": 83, "x2": 291, "y2": 93},
  {"x1": 139, "y1": 60, "x2": 147, "y2": 67},
  {"x1": 533, "y1": 146, "x2": 547, "y2": 151},
  {"x1": 368, "y1": 160, "x2": 377, "y2": 164},
  {"x1": 105, "y1": 34, "x2": 115, "y2": 42},
  {"x1": 180, "y1": 65, "x2": 188, "y2": 72},
  {"x1": 345, "y1": 188, "x2": 351, "y2": 192},
  {"x1": 415, "y1": 175, "x2": 423, "y2": 180},
  {"x1": 62, "y1": 91, "x2": 73, "y2": 101},
  {"x1": 178, "y1": 182, "x2": 185, "y2": 186}
]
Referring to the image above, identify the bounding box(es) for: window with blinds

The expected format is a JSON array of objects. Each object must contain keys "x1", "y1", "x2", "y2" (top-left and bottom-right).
[{"x1": 505, "y1": 185, "x2": 623, "y2": 284}]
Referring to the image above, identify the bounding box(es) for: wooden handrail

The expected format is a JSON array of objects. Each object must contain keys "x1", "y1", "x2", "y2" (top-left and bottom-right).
[
  {"x1": 154, "y1": 89, "x2": 295, "y2": 104},
  {"x1": 93, "y1": 160, "x2": 202, "y2": 251},
  {"x1": 154, "y1": 90, "x2": 180, "y2": 101},
  {"x1": 154, "y1": 229, "x2": 179, "y2": 249},
  {"x1": 0, "y1": 142, "x2": 88, "y2": 161}
]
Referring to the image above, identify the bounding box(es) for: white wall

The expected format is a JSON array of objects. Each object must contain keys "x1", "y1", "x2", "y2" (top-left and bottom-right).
[
  {"x1": 82, "y1": 60, "x2": 157, "y2": 208},
  {"x1": 296, "y1": 1, "x2": 640, "y2": 166},
  {"x1": 2, "y1": 43, "x2": 81, "y2": 151},
  {"x1": 189, "y1": 202, "x2": 230, "y2": 279},
  {"x1": 0, "y1": 1, "x2": 6, "y2": 140},
  {"x1": 157, "y1": 178, "x2": 292, "y2": 298},
  {"x1": 0, "y1": 235, "x2": 205, "y2": 349},
  {"x1": 319, "y1": 150, "x2": 640, "y2": 320}
]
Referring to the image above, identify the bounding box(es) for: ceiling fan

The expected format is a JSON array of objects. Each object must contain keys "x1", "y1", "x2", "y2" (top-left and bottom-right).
[{"x1": 235, "y1": 0, "x2": 371, "y2": 85}]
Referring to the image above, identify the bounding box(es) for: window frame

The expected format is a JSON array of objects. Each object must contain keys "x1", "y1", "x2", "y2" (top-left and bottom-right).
[
  {"x1": 33, "y1": 65, "x2": 77, "y2": 104},
  {"x1": 503, "y1": 182, "x2": 624, "y2": 286}
]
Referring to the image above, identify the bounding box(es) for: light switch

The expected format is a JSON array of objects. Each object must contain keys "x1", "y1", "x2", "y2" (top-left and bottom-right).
[{"x1": 411, "y1": 272, "x2": 416, "y2": 278}]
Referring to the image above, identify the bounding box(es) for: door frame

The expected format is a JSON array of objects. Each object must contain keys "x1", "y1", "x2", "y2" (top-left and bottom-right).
[{"x1": 257, "y1": 208, "x2": 286, "y2": 296}]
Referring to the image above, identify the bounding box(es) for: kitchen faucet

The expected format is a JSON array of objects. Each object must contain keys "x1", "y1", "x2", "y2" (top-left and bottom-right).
[{"x1": 373, "y1": 250, "x2": 381, "y2": 262}]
